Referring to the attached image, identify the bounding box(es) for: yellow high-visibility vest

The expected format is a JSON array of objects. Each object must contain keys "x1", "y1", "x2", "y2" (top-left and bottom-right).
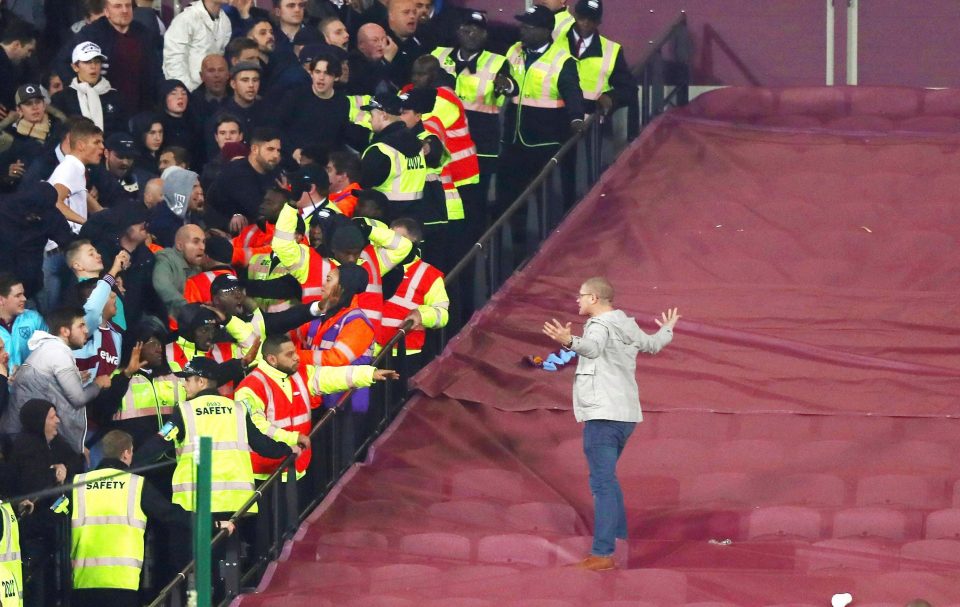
[
  {"x1": 171, "y1": 395, "x2": 258, "y2": 514},
  {"x1": 0, "y1": 503, "x2": 20, "y2": 603},
  {"x1": 575, "y1": 36, "x2": 621, "y2": 101},
  {"x1": 363, "y1": 142, "x2": 428, "y2": 202},
  {"x1": 71, "y1": 469, "x2": 147, "y2": 590},
  {"x1": 432, "y1": 48, "x2": 508, "y2": 115}
]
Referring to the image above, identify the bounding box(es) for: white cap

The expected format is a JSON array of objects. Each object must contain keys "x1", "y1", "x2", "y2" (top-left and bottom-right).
[{"x1": 72, "y1": 41, "x2": 107, "y2": 64}]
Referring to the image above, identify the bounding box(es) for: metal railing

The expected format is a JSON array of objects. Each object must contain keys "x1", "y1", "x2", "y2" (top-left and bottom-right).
[{"x1": 142, "y1": 12, "x2": 691, "y2": 607}]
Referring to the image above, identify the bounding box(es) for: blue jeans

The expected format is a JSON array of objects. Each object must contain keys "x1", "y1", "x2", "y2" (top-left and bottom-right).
[
  {"x1": 583, "y1": 419, "x2": 636, "y2": 557},
  {"x1": 38, "y1": 251, "x2": 68, "y2": 315}
]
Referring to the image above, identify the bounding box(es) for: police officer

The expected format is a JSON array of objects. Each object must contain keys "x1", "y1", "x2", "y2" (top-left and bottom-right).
[
  {"x1": 432, "y1": 11, "x2": 515, "y2": 224},
  {"x1": 358, "y1": 94, "x2": 430, "y2": 224},
  {"x1": 71, "y1": 430, "x2": 225, "y2": 607},
  {"x1": 497, "y1": 5, "x2": 585, "y2": 215}
]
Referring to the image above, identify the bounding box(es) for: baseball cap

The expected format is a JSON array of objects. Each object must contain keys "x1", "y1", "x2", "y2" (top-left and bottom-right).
[
  {"x1": 230, "y1": 61, "x2": 262, "y2": 78},
  {"x1": 461, "y1": 10, "x2": 487, "y2": 28},
  {"x1": 288, "y1": 163, "x2": 330, "y2": 199},
  {"x1": 399, "y1": 87, "x2": 437, "y2": 114},
  {"x1": 210, "y1": 273, "x2": 242, "y2": 297},
  {"x1": 574, "y1": 0, "x2": 603, "y2": 20},
  {"x1": 105, "y1": 132, "x2": 137, "y2": 158},
  {"x1": 174, "y1": 357, "x2": 222, "y2": 380},
  {"x1": 359, "y1": 93, "x2": 402, "y2": 116},
  {"x1": 14, "y1": 84, "x2": 43, "y2": 106},
  {"x1": 515, "y1": 5, "x2": 555, "y2": 29},
  {"x1": 72, "y1": 41, "x2": 107, "y2": 63}
]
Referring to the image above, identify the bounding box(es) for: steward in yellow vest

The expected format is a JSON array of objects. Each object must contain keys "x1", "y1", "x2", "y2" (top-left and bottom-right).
[
  {"x1": 70, "y1": 430, "x2": 211, "y2": 607},
  {"x1": 566, "y1": 0, "x2": 637, "y2": 116},
  {"x1": 497, "y1": 5, "x2": 585, "y2": 214},
  {"x1": 0, "y1": 502, "x2": 20, "y2": 607},
  {"x1": 432, "y1": 11, "x2": 515, "y2": 179},
  {"x1": 134, "y1": 357, "x2": 297, "y2": 517},
  {"x1": 359, "y1": 94, "x2": 429, "y2": 219}
]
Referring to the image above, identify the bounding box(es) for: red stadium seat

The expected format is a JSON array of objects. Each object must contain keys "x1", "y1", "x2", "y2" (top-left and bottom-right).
[
  {"x1": 477, "y1": 534, "x2": 559, "y2": 567},
  {"x1": 855, "y1": 475, "x2": 944, "y2": 509},
  {"x1": 900, "y1": 539, "x2": 960, "y2": 570},
  {"x1": 832, "y1": 507, "x2": 908, "y2": 541},
  {"x1": 344, "y1": 597, "x2": 416, "y2": 607},
  {"x1": 712, "y1": 439, "x2": 786, "y2": 471},
  {"x1": 788, "y1": 440, "x2": 859, "y2": 472},
  {"x1": 368, "y1": 564, "x2": 443, "y2": 594},
  {"x1": 747, "y1": 506, "x2": 823, "y2": 540},
  {"x1": 797, "y1": 539, "x2": 897, "y2": 572},
  {"x1": 925, "y1": 509, "x2": 960, "y2": 540},
  {"x1": 505, "y1": 502, "x2": 579, "y2": 535},
  {"x1": 451, "y1": 469, "x2": 525, "y2": 502},
  {"x1": 398, "y1": 532, "x2": 472, "y2": 561},
  {"x1": 428, "y1": 500, "x2": 505, "y2": 529},
  {"x1": 612, "y1": 568, "x2": 688, "y2": 602},
  {"x1": 764, "y1": 473, "x2": 848, "y2": 507},
  {"x1": 442, "y1": 565, "x2": 522, "y2": 597},
  {"x1": 629, "y1": 438, "x2": 711, "y2": 473},
  {"x1": 680, "y1": 472, "x2": 758, "y2": 506}
]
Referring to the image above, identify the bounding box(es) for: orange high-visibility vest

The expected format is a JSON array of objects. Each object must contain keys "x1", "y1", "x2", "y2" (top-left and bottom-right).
[
  {"x1": 357, "y1": 246, "x2": 384, "y2": 334},
  {"x1": 421, "y1": 86, "x2": 480, "y2": 188},
  {"x1": 378, "y1": 259, "x2": 444, "y2": 352},
  {"x1": 233, "y1": 223, "x2": 275, "y2": 249},
  {"x1": 236, "y1": 368, "x2": 313, "y2": 476}
]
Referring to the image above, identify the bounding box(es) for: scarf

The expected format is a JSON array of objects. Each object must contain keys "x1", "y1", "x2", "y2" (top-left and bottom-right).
[
  {"x1": 15, "y1": 115, "x2": 51, "y2": 142},
  {"x1": 69, "y1": 77, "x2": 113, "y2": 130}
]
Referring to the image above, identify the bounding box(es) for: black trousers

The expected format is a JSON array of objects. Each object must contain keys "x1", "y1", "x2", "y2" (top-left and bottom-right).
[
  {"x1": 72, "y1": 588, "x2": 139, "y2": 607},
  {"x1": 495, "y1": 142, "x2": 561, "y2": 219}
]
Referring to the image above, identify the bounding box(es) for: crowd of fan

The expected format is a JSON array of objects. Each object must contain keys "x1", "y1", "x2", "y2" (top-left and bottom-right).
[{"x1": 0, "y1": 0, "x2": 628, "y2": 604}]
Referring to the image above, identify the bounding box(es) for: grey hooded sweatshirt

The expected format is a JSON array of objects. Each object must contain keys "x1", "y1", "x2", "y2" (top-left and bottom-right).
[
  {"x1": 569, "y1": 309, "x2": 673, "y2": 423},
  {"x1": 2, "y1": 331, "x2": 100, "y2": 454}
]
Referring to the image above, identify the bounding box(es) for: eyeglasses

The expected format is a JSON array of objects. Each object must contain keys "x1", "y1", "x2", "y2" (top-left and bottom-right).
[{"x1": 576, "y1": 293, "x2": 596, "y2": 300}]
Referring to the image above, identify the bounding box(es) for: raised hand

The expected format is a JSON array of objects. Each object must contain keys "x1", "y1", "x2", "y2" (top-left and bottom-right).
[
  {"x1": 655, "y1": 308, "x2": 681, "y2": 330},
  {"x1": 123, "y1": 342, "x2": 144, "y2": 377},
  {"x1": 542, "y1": 318, "x2": 573, "y2": 346}
]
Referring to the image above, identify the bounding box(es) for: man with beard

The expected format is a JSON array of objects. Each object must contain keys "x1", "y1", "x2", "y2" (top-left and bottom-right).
[
  {"x1": 207, "y1": 126, "x2": 281, "y2": 233},
  {"x1": 152, "y1": 223, "x2": 205, "y2": 318}
]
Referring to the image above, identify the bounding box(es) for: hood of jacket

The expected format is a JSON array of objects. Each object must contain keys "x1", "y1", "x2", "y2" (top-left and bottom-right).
[
  {"x1": 590, "y1": 309, "x2": 645, "y2": 346},
  {"x1": 27, "y1": 330, "x2": 63, "y2": 352},
  {"x1": 19, "y1": 398, "x2": 54, "y2": 437},
  {"x1": 161, "y1": 166, "x2": 199, "y2": 218}
]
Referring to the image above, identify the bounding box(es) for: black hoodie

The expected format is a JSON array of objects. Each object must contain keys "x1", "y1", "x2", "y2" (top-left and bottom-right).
[{"x1": 9, "y1": 399, "x2": 84, "y2": 538}]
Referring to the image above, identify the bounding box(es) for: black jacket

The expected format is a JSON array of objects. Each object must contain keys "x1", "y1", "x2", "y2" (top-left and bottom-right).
[
  {"x1": 50, "y1": 85, "x2": 128, "y2": 137},
  {"x1": 9, "y1": 399, "x2": 85, "y2": 538},
  {"x1": 276, "y1": 87, "x2": 355, "y2": 155},
  {"x1": 57, "y1": 17, "x2": 163, "y2": 114},
  {"x1": 206, "y1": 157, "x2": 278, "y2": 229},
  {"x1": 0, "y1": 182, "x2": 75, "y2": 297}
]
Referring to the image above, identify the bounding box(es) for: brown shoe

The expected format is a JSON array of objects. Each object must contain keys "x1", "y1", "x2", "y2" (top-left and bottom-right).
[{"x1": 575, "y1": 555, "x2": 616, "y2": 571}]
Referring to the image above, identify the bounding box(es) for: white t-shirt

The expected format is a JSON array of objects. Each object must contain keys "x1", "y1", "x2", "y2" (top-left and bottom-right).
[{"x1": 46, "y1": 154, "x2": 87, "y2": 251}]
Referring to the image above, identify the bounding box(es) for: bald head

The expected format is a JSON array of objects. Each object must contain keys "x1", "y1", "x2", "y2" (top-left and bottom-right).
[
  {"x1": 175, "y1": 224, "x2": 206, "y2": 267},
  {"x1": 358, "y1": 23, "x2": 387, "y2": 61},
  {"x1": 388, "y1": 0, "x2": 418, "y2": 38},
  {"x1": 199, "y1": 54, "x2": 229, "y2": 97},
  {"x1": 143, "y1": 178, "x2": 164, "y2": 209},
  {"x1": 582, "y1": 276, "x2": 614, "y2": 302}
]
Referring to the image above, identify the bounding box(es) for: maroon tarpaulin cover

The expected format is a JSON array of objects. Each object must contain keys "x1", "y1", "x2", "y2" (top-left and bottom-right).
[{"x1": 234, "y1": 87, "x2": 960, "y2": 607}]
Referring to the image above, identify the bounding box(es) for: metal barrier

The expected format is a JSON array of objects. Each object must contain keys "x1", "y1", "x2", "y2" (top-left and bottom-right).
[{"x1": 141, "y1": 13, "x2": 691, "y2": 607}]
